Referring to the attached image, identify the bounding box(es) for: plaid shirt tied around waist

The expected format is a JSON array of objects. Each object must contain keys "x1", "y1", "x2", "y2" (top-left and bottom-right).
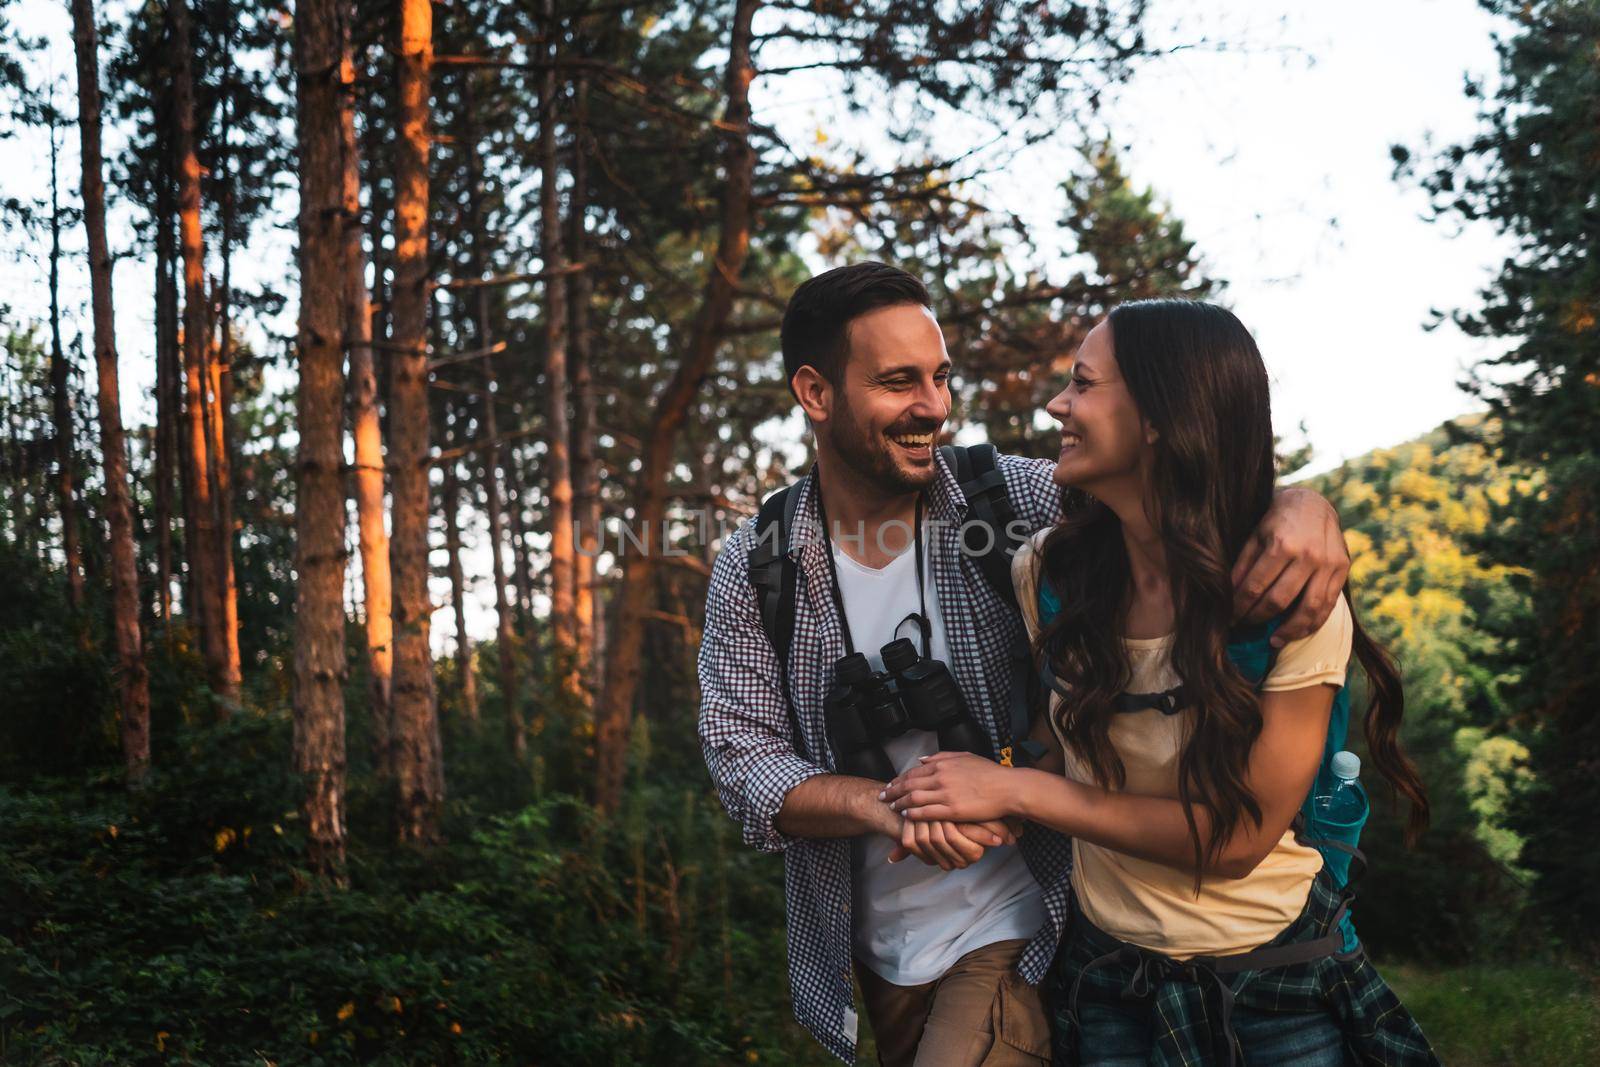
[
  {"x1": 697, "y1": 450, "x2": 1075, "y2": 1063},
  {"x1": 1053, "y1": 867, "x2": 1442, "y2": 1066}
]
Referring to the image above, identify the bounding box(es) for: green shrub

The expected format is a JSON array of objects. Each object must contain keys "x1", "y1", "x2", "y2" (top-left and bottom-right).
[{"x1": 0, "y1": 715, "x2": 829, "y2": 1065}]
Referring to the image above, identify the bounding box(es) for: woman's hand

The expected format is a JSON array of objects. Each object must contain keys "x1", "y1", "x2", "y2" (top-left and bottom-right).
[{"x1": 881, "y1": 752, "x2": 1019, "y2": 823}]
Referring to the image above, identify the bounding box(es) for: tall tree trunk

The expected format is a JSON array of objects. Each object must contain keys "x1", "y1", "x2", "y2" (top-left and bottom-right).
[
  {"x1": 46, "y1": 96, "x2": 85, "y2": 611},
  {"x1": 477, "y1": 360, "x2": 521, "y2": 757},
  {"x1": 389, "y1": 0, "x2": 444, "y2": 845},
  {"x1": 459, "y1": 77, "x2": 521, "y2": 753},
  {"x1": 70, "y1": 0, "x2": 151, "y2": 787},
  {"x1": 154, "y1": 137, "x2": 179, "y2": 623},
  {"x1": 207, "y1": 318, "x2": 242, "y2": 689},
  {"x1": 210, "y1": 17, "x2": 243, "y2": 695},
  {"x1": 168, "y1": 177, "x2": 195, "y2": 621},
  {"x1": 537, "y1": 0, "x2": 578, "y2": 695},
  {"x1": 292, "y1": 0, "x2": 351, "y2": 877},
  {"x1": 3, "y1": 346, "x2": 34, "y2": 557},
  {"x1": 440, "y1": 451, "x2": 477, "y2": 724},
  {"x1": 503, "y1": 441, "x2": 535, "y2": 621},
  {"x1": 568, "y1": 71, "x2": 601, "y2": 692},
  {"x1": 170, "y1": 0, "x2": 233, "y2": 709},
  {"x1": 595, "y1": 0, "x2": 759, "y2": 813},
  {"x1": 341, "y1": 8, "x2": 394, "y2": 767}
]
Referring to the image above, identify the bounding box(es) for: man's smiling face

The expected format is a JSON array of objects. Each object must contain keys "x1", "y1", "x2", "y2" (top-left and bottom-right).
[{"x1": 821, "y1": 303, "x2": 952, "y2": 495}]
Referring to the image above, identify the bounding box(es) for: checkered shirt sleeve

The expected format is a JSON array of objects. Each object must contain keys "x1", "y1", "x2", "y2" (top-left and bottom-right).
[
  {"x1": 698, "y1": 519, "x2": 829, "y2": 854},
  {"x1": 996, "y1": 452, "x2": 1071, "y2": 533}
]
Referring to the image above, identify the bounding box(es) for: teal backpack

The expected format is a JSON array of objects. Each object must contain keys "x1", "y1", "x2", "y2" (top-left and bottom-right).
[{"x1": 1037, "y1": 580, "x2": 1365, "y2": 952}]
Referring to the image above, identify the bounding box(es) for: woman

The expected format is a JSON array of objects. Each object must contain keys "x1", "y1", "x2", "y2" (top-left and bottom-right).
[{"x1": 881, "y1": 300, "x2": 1438, "y2": 1065}]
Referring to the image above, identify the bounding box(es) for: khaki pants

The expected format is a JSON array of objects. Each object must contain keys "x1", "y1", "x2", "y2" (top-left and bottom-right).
[{"x1": 854, "y1": 938, "x2": 1052, "y2": 1067}]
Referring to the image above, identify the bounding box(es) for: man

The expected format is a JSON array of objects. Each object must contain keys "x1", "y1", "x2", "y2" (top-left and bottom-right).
[{"x1": 697, "y1": 263, "x2": 1350, "y2": 1065}]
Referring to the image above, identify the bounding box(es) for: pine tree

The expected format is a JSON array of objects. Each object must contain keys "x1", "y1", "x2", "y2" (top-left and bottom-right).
[
  {"x1": 593, "y1": 0, "x2": 761, "y2": 814},
  {"x1": 339, "y1": 0, "x2": 394, "y2": 775},
  {"x1": 292, "y1": 0, "x2": 352, "y2": 877},
  {"x1": 69, "y1": 0, "x2": 151, "y2": 786},
  {"x1": 1396, "y1": 0, "x2": 1600, "y2": 954},
  {"x1": 43, "y1": 90, "x2": 86, "y2": 611},
  {"x1": 169, "y1": 0, "x2": 238, "y2": 708},
  {"x1": 536, "y1": 0, "x2": 577, "y2": 698},
  {"x1": 389, "y1": 0, "x2": 445, "y2": 845},
  {"x1": 589, "y1": 1, "x2": 1153, "y2": 808}
]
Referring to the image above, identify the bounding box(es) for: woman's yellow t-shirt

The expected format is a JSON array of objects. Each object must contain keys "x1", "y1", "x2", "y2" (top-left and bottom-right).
[{"x1": 1012, "y1": 530, "x2": 1353, "y2": 959}]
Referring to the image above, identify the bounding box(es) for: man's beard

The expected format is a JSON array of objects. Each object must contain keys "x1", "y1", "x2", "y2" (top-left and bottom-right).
[{"x1": 829, "y1": 389, "x2": 940, "y2": 497}]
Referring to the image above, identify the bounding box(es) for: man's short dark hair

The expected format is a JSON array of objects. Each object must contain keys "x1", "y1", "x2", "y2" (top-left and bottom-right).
[{"x1": 780, "y1": 262, "x2": 933, "y2": 395}]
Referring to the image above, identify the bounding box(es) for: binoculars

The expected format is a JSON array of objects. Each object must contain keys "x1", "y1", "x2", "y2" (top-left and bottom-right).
[{"x1": 824, "y1": 637, "x2": 994, "y2": 781}]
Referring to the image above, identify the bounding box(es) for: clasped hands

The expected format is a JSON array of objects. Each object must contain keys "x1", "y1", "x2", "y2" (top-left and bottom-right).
[{"x1": 879, "y1": 752, "x2": 1023, "y2": 870}]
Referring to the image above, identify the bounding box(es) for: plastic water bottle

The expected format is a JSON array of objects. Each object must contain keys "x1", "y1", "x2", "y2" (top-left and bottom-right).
[
  {"x1": 1311, "y1": 750, "x2": 1367, "y2": 954},
  {"x1": 1314, "y1": 750, "x2": 1366, "y2": 825}
]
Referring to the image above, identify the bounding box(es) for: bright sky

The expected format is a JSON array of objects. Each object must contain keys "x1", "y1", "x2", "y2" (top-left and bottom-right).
[
  {"x1": 3, "y1": 0, "x2": 1512, "y2": 640},
  {"x1": 754, "y1": 1, "x2": 1510, "y2": 475},
  {"x1": 1059, "y1": 0, "x2": 1508, "y2": 474}
]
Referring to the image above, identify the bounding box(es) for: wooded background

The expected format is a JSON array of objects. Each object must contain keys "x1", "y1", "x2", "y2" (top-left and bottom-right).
[{"x1": 0, "y1": 0, "x2": 1595, "y2": 1062}]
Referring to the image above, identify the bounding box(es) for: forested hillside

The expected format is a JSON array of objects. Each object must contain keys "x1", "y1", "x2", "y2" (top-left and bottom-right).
[
  {"x1": 0, "y1": 2, "x2": 1199, "y2": 1060},
  {"x1": 1307, "y1": 419, "x2": 1535, "y2": 957},
  {"x1": 2, "y1": 0, "x2": 1597, "y2": 1061},
  {"x1": 3, "y1": 412, "x2": 1590, "y2": 1063}
]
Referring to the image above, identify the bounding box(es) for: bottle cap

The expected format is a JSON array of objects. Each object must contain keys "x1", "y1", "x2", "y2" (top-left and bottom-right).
[{"x1": 1331, "y1": 750, "x2": 1360, "y2": 781}]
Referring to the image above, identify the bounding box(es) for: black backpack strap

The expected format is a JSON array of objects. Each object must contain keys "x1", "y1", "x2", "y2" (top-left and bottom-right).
[
  {"x1": 1115, "y1": 685, "x2": 1189, "y2": 716},
  {"x1": 747, "y1": 483, "x2": 808, "y2": 760},
  {"x1": 940, "y1": 443, "x2": 1045, "y2": 768},
  {"x1": 943, "y1": 443, "x2": 1022, "y2": 612},
  {"x1": 1106, "y1": 626, "x2": 1282, "y2": 717}
]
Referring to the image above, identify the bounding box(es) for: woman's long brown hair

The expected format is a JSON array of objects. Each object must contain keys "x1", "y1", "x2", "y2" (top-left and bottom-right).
[{"x1": 1033, "y1": 300, "x2": 1428, "y2": 884}]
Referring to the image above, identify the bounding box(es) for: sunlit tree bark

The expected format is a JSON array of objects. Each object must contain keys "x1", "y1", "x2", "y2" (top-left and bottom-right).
[
  {"x1": 153, "y1": 138, "x2": 179, "y2": 622},
  {"x1": 341, "y1": 5, "x2": 394, "y2": 767},
  {"x1": 537, "y1": 0, "x2": 577, "y2": 696},
  {"x1": 389, "y1": 0, "x2": 444, "y2": 844},
  {"x1": 568, "y1": 71, "x2": 601, "y2": 692},
  {"x1": 292, "y1": 0, "x2": 351, "y2": 877},
  {"x1": 169, "y1": 0, "x2": 235, "y2": 709},
  {"x1": 70, "y1": 0, "x2": 151, "y2": 786},
  {"x1": 204, "y1": 328, "x2": 241, "y2": 692},
  {"x1": 210, "y1": 8, "x2": 242, "y2": 696}
]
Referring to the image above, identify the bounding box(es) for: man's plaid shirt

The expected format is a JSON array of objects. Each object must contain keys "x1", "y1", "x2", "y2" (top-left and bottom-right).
[{"x1": 697, "y1": 449, "x2": 1075, "y2": 1063}]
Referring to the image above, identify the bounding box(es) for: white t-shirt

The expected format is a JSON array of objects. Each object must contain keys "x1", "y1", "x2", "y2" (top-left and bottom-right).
[{"x1": 835, "y1": 531, "x2": 1046, "y2": 987}]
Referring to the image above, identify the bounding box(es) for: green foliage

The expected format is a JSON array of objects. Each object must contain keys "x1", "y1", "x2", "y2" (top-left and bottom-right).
[
  {"x1": 0, "y1": 712, "x2": 830, "y2": 1065},
  {"x1": 0, "y1": 525, "x2": 822, "y2": 1063},
  {"x1": 1395, "y1": 0, "x2": 1600, "y2": 956},
  {"x1": 1310, "y1": 419, "x2": 1535, "y2": 960},
  {"x1": 0, "y1": 543, "x2": 116, "y2": 779},
  {"x1": 811, "y1": 140, "x2": 1222, "y2": 464},
  {"x1": 1384, "y1": 960, "x2": 1600, "y2": 1067},
  {"x1": 1060, "y1": 143, "x2": 1218, "y2": 306}
]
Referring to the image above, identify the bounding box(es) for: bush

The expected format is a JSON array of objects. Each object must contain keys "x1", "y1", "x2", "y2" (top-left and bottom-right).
[{"x1": 0, "y1": 714, "x2": 828, "y2": 1065}]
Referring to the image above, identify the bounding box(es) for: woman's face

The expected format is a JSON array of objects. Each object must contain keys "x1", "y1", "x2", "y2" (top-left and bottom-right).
[{"x1": 1045, "y1": 320, "x2": 1154, "y2": 497}]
